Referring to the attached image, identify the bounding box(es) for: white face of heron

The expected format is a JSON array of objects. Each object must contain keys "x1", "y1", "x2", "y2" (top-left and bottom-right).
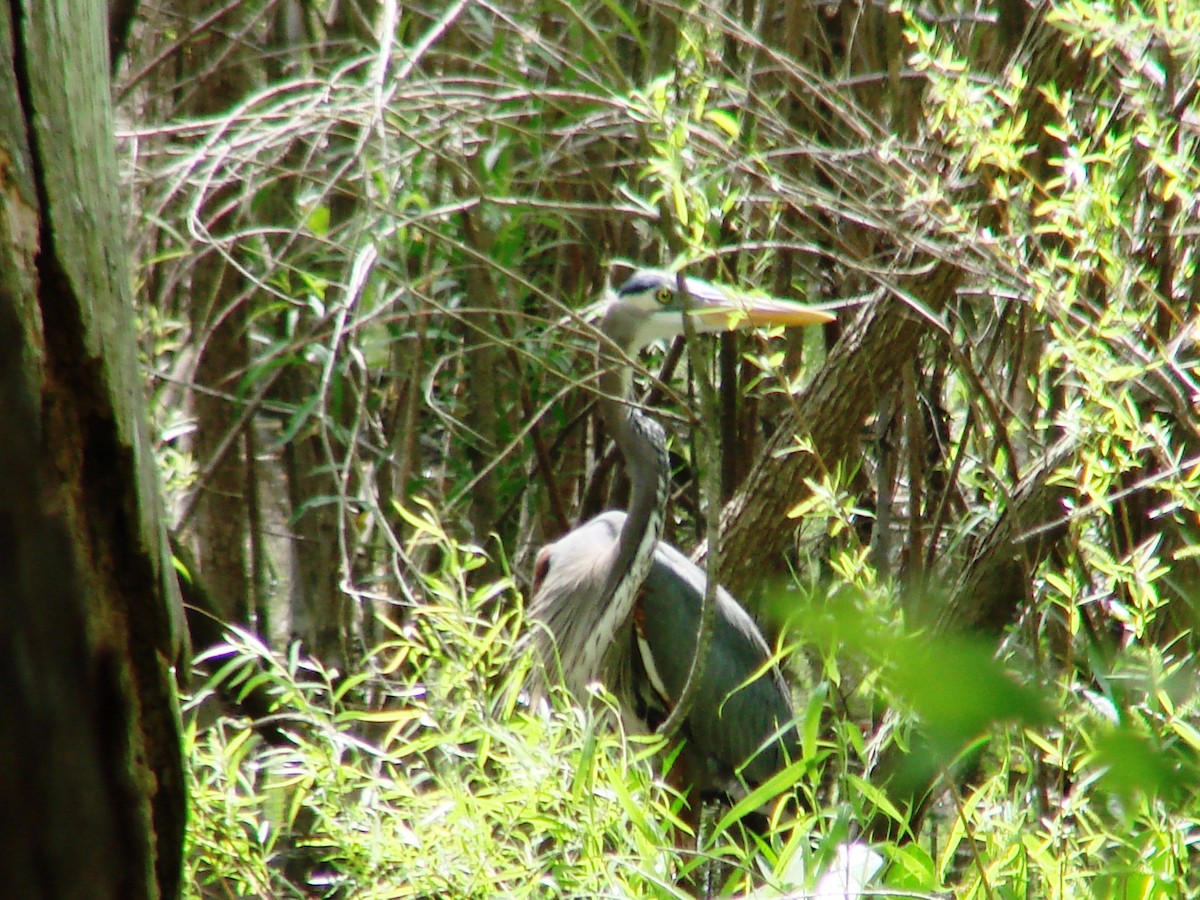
[{"x1": 608, "y1": 270, "x2": 742, "y2": 350}]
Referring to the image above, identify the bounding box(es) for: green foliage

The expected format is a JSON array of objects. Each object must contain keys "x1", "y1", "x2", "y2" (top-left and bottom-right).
[{"x1": 185, "y1": 527, "x2": 692, "y2": 898}]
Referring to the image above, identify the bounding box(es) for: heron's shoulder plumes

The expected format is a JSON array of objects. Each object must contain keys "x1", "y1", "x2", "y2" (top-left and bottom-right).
[{"x1": 527, "y1": 512, "x2": 629, "y2": 700}]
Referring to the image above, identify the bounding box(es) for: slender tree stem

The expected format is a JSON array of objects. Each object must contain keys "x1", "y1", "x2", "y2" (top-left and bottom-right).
[{"x1": 656, "y1": 271, "x2": 722, "y2": 740}]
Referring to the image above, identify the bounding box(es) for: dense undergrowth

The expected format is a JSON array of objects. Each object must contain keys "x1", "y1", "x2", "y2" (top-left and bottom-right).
[{"x1": 184, "y1": 507, "x2": 1200, "y2": 899}]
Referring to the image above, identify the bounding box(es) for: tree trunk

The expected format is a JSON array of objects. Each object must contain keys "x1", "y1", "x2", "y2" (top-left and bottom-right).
[
  {"x1": 0, "y1": 2, "x2": 185, "y2": 897},
  {"x1": 177, "y1": 0, "x2": 255, "y2": 627},
  {"x1": 701, "y1": 262, "x2": 961, "y2": 599}
]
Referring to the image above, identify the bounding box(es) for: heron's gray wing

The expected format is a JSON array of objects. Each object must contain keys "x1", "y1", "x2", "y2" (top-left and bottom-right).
[{"x1": 632, "y1": 540, "x2": 799, "y2": 793}]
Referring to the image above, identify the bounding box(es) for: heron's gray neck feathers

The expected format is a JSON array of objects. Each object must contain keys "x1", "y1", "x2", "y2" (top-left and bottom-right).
[
  {"x1": 569, "y1": 310, "x2": 668, "y2": 690},
  {"x1": 596, "y1": 361, "x2": 669, "y2": 637},
  {"x1": 606, "y1": 410, "x2": 667, "y2": 589}
]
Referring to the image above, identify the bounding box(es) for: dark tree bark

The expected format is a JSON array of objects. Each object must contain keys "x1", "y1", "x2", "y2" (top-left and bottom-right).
[
  {"x1": 940, "y1": 439, "x2": 1077, "y2": 634},
  {"x1": 109, "y1": 0, "x2": 140, "y2": 71},
  {"x1": 175, "y1": 0, "x2": 256, "y2": 628},
  {"x1": 266, "y1": 0, "x2": 380, "y2": 665},
  {"x1": 0, "y1": 2, "x2": 185, "y2": 897}
]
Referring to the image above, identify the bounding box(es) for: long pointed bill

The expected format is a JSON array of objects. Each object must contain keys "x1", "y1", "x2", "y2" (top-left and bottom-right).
[{"x1": 686, "y1": 291, "x2": 835, "y2": 331}]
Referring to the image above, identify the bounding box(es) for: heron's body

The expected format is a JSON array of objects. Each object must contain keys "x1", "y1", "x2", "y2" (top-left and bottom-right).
[
  {"x1": 527, "y1": 269, "x2": 830, "y2": 808},
  {"x1": 634, "y1": 528, "x2": 797, "y2": 793},
  {"x1": 534, "y1": 510, "x2": 796, "y2": 797}
]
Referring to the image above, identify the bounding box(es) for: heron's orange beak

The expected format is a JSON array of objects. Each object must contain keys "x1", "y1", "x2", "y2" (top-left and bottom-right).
[{"x1": 688, "y1": 294, "x2": 835, "y2": 331}]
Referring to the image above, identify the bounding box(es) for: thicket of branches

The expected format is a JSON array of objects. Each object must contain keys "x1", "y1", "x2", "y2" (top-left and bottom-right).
[{"x1": 117, "y1": 0, "x2": 1200, "y2": 896}]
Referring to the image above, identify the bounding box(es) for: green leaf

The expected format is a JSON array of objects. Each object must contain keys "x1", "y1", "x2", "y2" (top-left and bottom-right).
[
  {"x1": 1090, "y1": 727, "x2": 1176, "y2": 799},
  {"x1": 704, "y1": 108, "x2": 741, "y2": 139},
  {"x1": 885, "y1": 842, "x2": 937, "y2": 892},
  {"x1": 304, "y1": 203, "x2": 330, "y2": 237},
  {"x1": 886, "y1": 633, "x2": 1051, "y2": 755}
]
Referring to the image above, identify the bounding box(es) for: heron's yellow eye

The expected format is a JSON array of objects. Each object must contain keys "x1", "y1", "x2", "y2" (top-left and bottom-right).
[{"x1": 655, "y1": 286, "x2": 672, "y2": 305}]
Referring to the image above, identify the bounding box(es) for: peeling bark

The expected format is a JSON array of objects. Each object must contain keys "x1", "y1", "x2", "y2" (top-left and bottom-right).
[{"x1": 0, "y1": 2, "x2": 184, "y2": 897}]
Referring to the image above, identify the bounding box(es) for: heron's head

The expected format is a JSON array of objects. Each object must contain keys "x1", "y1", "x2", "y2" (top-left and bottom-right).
[{"x1": 604, "y1": 269, "x2": 834, "y2": 351}]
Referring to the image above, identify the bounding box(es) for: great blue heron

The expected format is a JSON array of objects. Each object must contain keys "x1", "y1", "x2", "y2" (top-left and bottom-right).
[{"x1": 529, "y1": 269, "x2": 832, "y2": 807}]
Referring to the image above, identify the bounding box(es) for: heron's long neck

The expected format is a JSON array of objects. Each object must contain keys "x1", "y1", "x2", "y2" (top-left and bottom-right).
[{"x1": 597, "y1": 361, "x2": 669, "y2": 610}]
